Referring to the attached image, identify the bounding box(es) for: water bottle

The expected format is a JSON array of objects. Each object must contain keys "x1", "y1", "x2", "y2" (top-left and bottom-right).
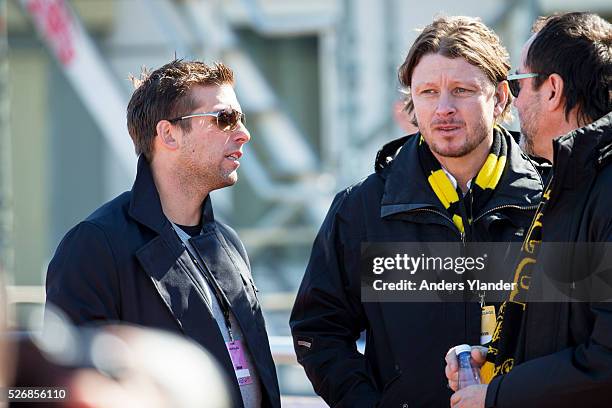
[{"x1": 455, "y1": 344, "x2": 481, "y2": 389}]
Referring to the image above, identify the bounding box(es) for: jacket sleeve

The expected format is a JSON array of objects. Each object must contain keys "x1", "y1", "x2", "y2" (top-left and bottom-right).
[
  {"x1": 485, "y1": 197, "x2": 612, "y2": 408},
  {"x1": 290, "y1": 191, "x2": 380, "y2": 408},
  {"x1": 485, "y1": 303, "x2": 612, "y2": 408},
  {"x1": 46, "y1": 221, "x2": 121, "y2": 325}
]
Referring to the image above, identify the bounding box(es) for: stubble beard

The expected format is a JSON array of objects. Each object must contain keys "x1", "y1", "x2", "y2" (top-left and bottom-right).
[
  {"x1": 175, "y1": 141, "x2": 213, "y2": 201},
  {"x1": 518, "y1": 103, "x2": 541, "y2": 158},
  {"x1": 177, "y1": 152, "x2": 237, "y2": 200},
  {"x1": 520, "y1": 128, "x2": 536, "y2": 157},
  {"x1": 425, "y1": 119, "x2": 490, "y2": 158}
]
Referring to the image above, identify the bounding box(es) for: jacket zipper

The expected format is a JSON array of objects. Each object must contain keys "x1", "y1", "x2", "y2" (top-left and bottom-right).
[
  {"x1": 407, "y1": 204, "x2": 538, "y2": 236},
  {"x1": 472, "y1": 204, "x2": 538, "y2": 224},
  {"x1": 407, "y1": 207, "x2": 463, "y2": 239},
  {"x1": 409, "y1": 207, "x2": 470, "y2": 340}
]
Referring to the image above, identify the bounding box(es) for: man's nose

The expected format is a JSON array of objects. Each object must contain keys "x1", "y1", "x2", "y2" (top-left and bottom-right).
[
  {"x1": 435, "y1": 92, "x2": 457, "y2": 117},
  {"x1": 233, "y1": 123, "x2": 251, "y2": 145}
]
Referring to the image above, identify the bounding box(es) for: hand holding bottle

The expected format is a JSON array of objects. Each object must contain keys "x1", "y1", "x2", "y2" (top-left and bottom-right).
[{"x1": 444, "y1": 345, "x2": 487, "y2": 391}]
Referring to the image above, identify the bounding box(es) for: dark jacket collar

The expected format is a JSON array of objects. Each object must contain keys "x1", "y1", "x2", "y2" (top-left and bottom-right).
[
  {"x1": 553, "y1": 111, "x2": 612, "y2": 169},
  {"x1": 550, "y1": 112, "x2": 612, "y2": 200},
  {"x1": 377, "y1": 127, "x2": 543, "y2": 218},
  {"x1": 128, "y1": 155, "x2": 214, "y2": 233}
]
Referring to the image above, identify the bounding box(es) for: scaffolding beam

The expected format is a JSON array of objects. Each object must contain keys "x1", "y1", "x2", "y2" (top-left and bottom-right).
[{"x1": 17, "y1": 0, "x2": 136, "y2": 186}]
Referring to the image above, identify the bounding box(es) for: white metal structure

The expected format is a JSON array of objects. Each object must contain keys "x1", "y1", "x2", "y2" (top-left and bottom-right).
[{"x1": 18, "y1": 0, "x2": 137, "y2": 195}]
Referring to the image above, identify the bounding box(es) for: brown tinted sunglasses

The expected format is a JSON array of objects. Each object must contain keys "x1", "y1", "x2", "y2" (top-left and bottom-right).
[{"x1": 168, "y1": 108, "x2": 246, "y2": 131}]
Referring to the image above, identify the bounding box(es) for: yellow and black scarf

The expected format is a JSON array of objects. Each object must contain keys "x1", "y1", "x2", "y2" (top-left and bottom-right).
[
  {"x1": 418, "y1": 126, "x2": 508, "y2": 234},
  {"x1": 486, "y1": 178, "x2": 553, "y2": 376}
]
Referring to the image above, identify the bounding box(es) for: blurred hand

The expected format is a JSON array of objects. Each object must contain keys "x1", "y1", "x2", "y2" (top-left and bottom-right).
[
  {"x1": 450, "y1": 384, "x2": 487, "y2": 408},
  {"x1": 444, "y1": 345, "x2": 487, "y2": 391}
]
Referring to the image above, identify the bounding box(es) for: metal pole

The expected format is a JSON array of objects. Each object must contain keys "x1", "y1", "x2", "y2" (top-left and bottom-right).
[{"x1": 0, "y1": 0, "x2": 13, "y2": 278}]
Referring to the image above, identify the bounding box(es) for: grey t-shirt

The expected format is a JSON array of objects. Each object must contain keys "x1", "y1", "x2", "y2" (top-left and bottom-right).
[{"x1": 172, "y1": 223, "x2": 263, "y2": 408}]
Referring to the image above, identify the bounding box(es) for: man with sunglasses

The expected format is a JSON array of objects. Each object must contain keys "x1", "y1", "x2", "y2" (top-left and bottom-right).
[
  {"x1": 291, "y1": 16, "x2": 544, "y2": 407},
  {"x1": 45, "y1": 59, "x2": 280, "y2": 408},
  {"x1": 446, "y1": 12, "x2": 612, "y2": 408}
]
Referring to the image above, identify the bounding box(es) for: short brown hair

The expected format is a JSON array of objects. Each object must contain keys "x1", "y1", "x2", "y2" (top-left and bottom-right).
[
  {"x1": 528, "y1": 12, "x2": 611, "y2": 126},
  {"x1": 126, "y1": 59, "x2": 234, "y2": 160},
  {"x1": 398, "y1": 16, "x2": 512, "y2": 123}
]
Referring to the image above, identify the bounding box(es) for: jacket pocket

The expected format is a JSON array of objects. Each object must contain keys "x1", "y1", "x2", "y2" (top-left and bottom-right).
[{"x1": 378, "y1": 371, "x2": 403, "y2": 408}]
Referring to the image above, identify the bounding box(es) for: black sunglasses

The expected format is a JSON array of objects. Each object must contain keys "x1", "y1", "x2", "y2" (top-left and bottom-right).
[
  {"x1": 168, "y1": 108, "x2": 246, "y2": 131},
  {"x1": 506, "y1": 73, "x2": 539, "y2": 98}
]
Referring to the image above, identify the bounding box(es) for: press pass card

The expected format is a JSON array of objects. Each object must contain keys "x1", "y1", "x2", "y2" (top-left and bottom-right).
[{"x1": 226, "y1": 340, "x2": 253, "y2": 386}]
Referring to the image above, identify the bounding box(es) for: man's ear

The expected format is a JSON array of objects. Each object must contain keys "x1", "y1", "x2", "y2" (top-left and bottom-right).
[
  {"x1": 493, "y1": 81, "x2": 509, "y2": 119},
  {"x1": 155, "y1": 120, "x2": 179, "y2": 150},
  {"x1": 544, "y1": 73, "x2": 565, "y2": 113}
]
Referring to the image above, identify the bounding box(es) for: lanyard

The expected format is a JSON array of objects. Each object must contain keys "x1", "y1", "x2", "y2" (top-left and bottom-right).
[{"x1": 175, "y1": 231, "x2": 235, "y2": 342}]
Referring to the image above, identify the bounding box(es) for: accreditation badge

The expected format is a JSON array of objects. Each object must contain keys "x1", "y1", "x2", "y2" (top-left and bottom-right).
[{"x1": 226, "y1": 340, "x2": 253, "y2": 386}]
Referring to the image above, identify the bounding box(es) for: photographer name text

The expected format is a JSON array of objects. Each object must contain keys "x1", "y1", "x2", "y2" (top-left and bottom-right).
[{"x1": 372, "y1": 279, "x2": 516, "y2": 291}]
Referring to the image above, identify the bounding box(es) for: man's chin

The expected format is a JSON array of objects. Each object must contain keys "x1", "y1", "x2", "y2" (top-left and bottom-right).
[
  {"x1": 431, "y1": 144, "x2": 473, "y2": 158},
  {"x1": 209, "y1": 174, "x2": 238, "y2": 192},
  {"x1": 425, "y1": 134, "x2": 472, "y2": 159},
  {"x1": 223, "y1": 172, "x2": 238, "y2": 186}
]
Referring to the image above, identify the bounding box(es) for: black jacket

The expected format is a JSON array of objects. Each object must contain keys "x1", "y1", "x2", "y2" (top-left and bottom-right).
[
  {"x1": 46, "y1": 156, "x2": 281, "y2": 408},
  {"x1": 486, "y1": 112, "x2": 612, "y2": 408},
  {"x1": 290, "y1": 130, "x2": 543, "y2": 407}
]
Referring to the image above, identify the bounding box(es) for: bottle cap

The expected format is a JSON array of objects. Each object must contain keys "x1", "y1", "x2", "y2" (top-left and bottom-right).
[{"x1": 455, "y1": 344, "x2": 472, "y2": 355}]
